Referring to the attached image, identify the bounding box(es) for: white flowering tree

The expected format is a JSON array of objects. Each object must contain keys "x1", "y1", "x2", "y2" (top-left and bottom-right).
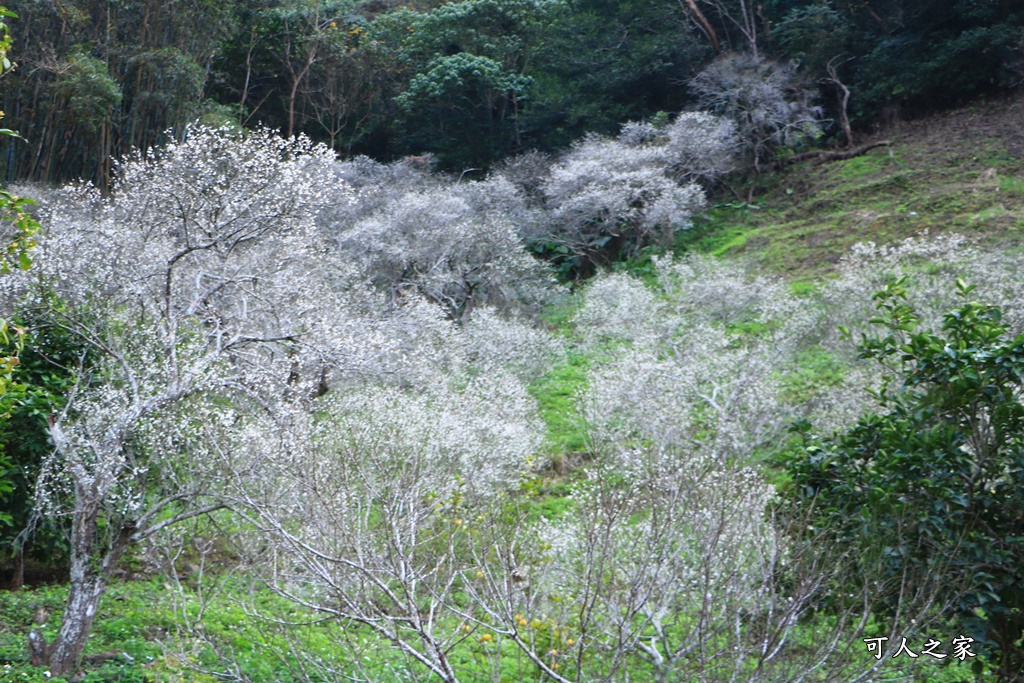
[
  {"x1": 217, "y1": 236, "x2": 1020, "y2": 683},
  {"x1": 536, "y1": 112, "x2": 737, "y2": 274},
  {"x1": 551, "y1": 255, "x2": 951, "y2": 681},
  {"x1": 325, "y1": 172, "x2": 556, "y2": 321},
  {"x1": 5, "y1": 126, "x2": 376, "y2": 676},
  {"x1": 542, "y1": 134, "x2": 706, "y2": 264},
  {"x1": 232, "y1": 307, "x2": 547, "y2": 683},
  {"x1": 690, "y1": 54, "x2": 824, "y2": 173},
  {"x1": 662, "y1": 111, "x2": 741, "y2": 184}
]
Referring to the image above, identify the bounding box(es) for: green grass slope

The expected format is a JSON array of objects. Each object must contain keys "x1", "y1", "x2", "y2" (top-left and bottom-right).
[{"x1": 684, "y1": 93, "x2": 1024, "y2": 276}]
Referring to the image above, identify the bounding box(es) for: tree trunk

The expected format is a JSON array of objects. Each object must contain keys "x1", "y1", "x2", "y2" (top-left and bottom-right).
[
  {"x1": 835, "y1": 82, "x2": 853, "y2": 148},
  {"x1": 42, "y1": 496, "x2": 134, "y2": 677},
  {"x1": 825, "y1": 57, "x2": 854, "y2": 148},
  {"x1": 680, "y1": 0, "x2": 721, "y2": 55},
  {"x1": 287, "y1": 45, "x2": 317, "y2": 139},
  {"x1": 778, "y1": 140, "x2": 892, "y2": 168},
  {"x1": 11, "y1": 546, "x2": 24, "y2": 589},
  {"x1": 46, "y1": 564, "x2": 108, "y2": 677}
]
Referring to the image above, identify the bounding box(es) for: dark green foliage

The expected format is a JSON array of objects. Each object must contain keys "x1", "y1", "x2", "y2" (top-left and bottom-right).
[
  {"x1": 526, "y1": 239, "x2": 596, "y2": 283},
  {"x1": 394, "y1": 52, "x2": 532, "y2": 167},
  {"x1": 0, "y1": 0, "x2": 233, "y2": 185},
  {"x1": 0, "y1": 0, "x2": 704, "y2": 179},
  {"x1": 358, "y1": 0, "x2": 701, "y2": 167},
  {"x1": 770, "y1": 0, "x2": 1024, "y2": 126},
  {"x1": 51, "y1": 48, "x2": 122, "y2": 135},
  {"x1": 1, "y1": 0, "x2": 1021, "y2": 183},
  {"x1": 521, "y1": 0, "x2": 702, "y2": 148},
  {"x1": 779, "y1": 278, "x2": 1024, "y2": 681},
  {"x1": 0, "y1": 320, "x2": 90, "y2": 575},
  {"x1": 124, "y1": 47, "x2": 205, "y2": 139}
]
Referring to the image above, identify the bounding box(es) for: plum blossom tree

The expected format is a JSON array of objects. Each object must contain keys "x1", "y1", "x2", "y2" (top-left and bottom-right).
[
  {"x1": 691, "y1": 53, "x2": 824, "y2": 173},
  {"x1": 662, "y1": 111, "x2": 741, "y2": 184},
  {"x1": 537, "y1": 112, "x2": 737, "y2": 273},
  {"x1": 329, "y1": 176, "x2": 557, "y2": 320},
  {"x1": 454, "y1": 446, "x2": 797, "y2": 683},
  {"x1": 574, "y1": 255, "x2": 814, "y2": 460},
  {"x1": 542, "y1": 134, "x2": 705, "y2": 266},
  {"x1": 213, "y1": 234, "x2": 1024, "y2": 683},
  {"x1": 1, "y1": 126, "x2": 394, "y2": 676},
  {"x1": 232, "y1": 305, "x2": 547, "y2": 683},
  {"x1": 544, "y1": 259, "x2": 804, "y2": 680},
  {"x1": 479, "y1": 254, "x2": 936, "y2": 683}
]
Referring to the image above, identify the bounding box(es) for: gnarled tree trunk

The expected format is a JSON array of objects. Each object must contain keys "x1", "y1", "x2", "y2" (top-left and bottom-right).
[
  {"x1": 46, "y1": 570, "x2": 107, "y2": 676},
  {"x1": 42, "y1": 502, "x2": 135, "y2": 677}
]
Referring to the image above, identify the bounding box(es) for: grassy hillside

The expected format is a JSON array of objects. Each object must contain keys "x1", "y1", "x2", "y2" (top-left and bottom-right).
[
  {"x1": 4, "y1": 96, "x2": 1024, "y2": 683},
  {"x1": 684, "y1": 93, "x2": 1024, "y2": 276}
]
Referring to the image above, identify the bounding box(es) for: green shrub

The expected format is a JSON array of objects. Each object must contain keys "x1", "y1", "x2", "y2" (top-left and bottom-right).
[{"x1": 780, "y1": 277, "x2": 1024, "y2": 680}]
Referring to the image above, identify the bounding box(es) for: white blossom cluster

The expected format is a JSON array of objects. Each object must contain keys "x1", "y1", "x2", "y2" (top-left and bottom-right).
[
  {"x1": 6, "y1": 127, "x2": 558, "y2": 620},
  {"x1": 19, "y1": 117, "x2": 1018, "y2": 683},
  {"x1": 523, "y1": 255, "x2": 804, "y2": 679},
  {"x1": 572, "y1": 235, "x2": 1024, "y2": 467},
  {"x1": 691, "y1": 53, "x2": 824, "y2": 169},
  {"x1": 543, "y1": 134, "x2": 707, "y2": 253},
  {"x1": 662, "y1": 111, "x2": 742, "y2": 183},
  {"x1": 319, "y1": 157, "x2": 558, "y2": 320},
  {"x1": 823, "y1": 233, "x2": 1024, "y2": 338},
  {"x1": 10, "y1": 128, "x2": 376, "y2": 535},
  {"x1": 618, "y1": 111, "x2": 741, "y2": 184},
  {"x1": 576, "y1": 255, "x2": 811, "y2": 464},
  {"x1": 508, "y1": 111, "x2": 738, "y2": 267},
  {"x1": 537, "y1": 462, "x2": 776, "y2": 592},
  {"x1": 333, "y1": 185, "x2": 556, "y2": 318},
  {"x1": 571, "y1": 272, "x2": 662, "y2": 349},
  {"x1": 316, "y1": 369, "x2": 543, "y2": 503},
  {"x1": 502, "y1": 454, "x2": 782, "y2": 682},
  {"x1": 321, "y1": 154, "x2": 442, "y2": 227},
  {"x1": 460, "y1": 306, "x2": 565, "y2": 382}
]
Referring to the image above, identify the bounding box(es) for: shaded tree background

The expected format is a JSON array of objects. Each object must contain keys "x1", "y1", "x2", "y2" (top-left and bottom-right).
[{"x1": 0, "y1": 0, "x2": 1021, "y2": 181}]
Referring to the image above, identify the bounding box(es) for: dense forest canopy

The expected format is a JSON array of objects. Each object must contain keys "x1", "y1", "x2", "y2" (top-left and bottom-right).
[{"x1": 0, "y1": 0, "x2": 1022, "y2": 183}]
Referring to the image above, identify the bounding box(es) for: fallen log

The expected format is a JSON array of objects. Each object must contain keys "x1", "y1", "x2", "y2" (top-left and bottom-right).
[{"x1": 779, "y1": 140, "x2": 893, "y2": 167}]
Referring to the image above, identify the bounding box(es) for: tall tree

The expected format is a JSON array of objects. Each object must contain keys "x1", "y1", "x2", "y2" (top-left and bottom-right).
[{"x1": 7, "y1": 127, "x2": 359, "y2": 675}]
